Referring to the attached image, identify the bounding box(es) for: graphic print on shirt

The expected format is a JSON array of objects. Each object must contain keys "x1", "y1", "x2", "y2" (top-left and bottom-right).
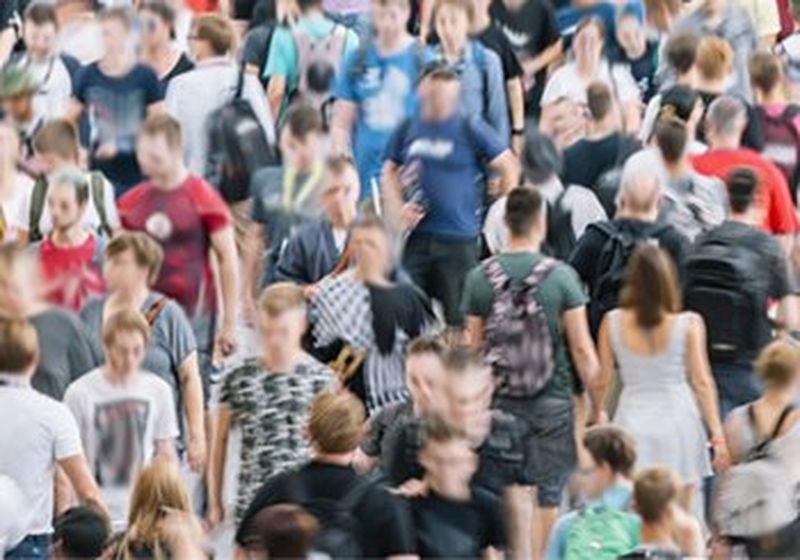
[
  {"x1": 93, "y1": 398, "x2": 150, "y2": 487},
  {"x1": 86, "y1": 86, "x2": 147, "y2": 155},
  {"x1": 362, "y1": 66, "x2": 412, "y2": 131}
]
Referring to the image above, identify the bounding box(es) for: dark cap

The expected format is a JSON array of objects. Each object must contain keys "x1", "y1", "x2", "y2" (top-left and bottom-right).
[{"x1": 53, "y1": 507, "x2": 110, "y2": 559}]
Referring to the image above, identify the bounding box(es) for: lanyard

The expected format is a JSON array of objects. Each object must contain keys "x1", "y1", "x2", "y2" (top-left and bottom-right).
[{"x1": 282, "y1": 162, "x2": 324, "y2": 210}]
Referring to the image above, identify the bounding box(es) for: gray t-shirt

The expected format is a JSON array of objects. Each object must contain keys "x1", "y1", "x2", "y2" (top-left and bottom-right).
[
  {"x1": 30, "y1": 309, "x2": 95, "y2": 400},
  {"x1": 80, "y1": 292, "x2": 198, "y2": 413}
]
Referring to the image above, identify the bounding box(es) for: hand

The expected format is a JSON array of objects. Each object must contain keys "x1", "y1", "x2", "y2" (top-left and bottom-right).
[
  {"x1": 187, "y1": 436, "x2": 207, "y2": 473},
  {"x1": 94, "y1": 142, "x2": 117, "y2": 160},
  {"x1": 711, "y1": 439, "x2": 731, "y2": 472},
  {"x1": 206, "y1": 502, "x2": 225, "y2": 529},
  {"x1": 215, "y1": 322, "x2": 237, "y2": 357},
  {"x1": 392, "y1": 478, "x2": 428, "y2": 498},
  {"x1": 400, "y1": 202, "x2": 425, "y2": 232},
  {"x1": 511, "y1": 133, "x2": 524, "y2": 157}
]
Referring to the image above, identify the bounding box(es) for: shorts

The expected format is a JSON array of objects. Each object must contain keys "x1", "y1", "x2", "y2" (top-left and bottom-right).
[{"x1": 494, "y1": 394, "x2": 576, "y2": 508}]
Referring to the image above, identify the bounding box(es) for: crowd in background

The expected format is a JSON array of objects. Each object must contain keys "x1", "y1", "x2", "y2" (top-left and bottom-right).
[{"x1": 1, "y1": 0, "x2": 800, "y2": 558}]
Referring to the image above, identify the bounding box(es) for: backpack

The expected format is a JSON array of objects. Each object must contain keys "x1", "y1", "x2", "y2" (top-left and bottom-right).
[
  {"x1": 755, "y1": 104, "x2": 800, "y2": 203},
  {"x1": 588, "y1": 221, "x2": 669, "y2": 336},
  {"x1": 715, "y1": 404, "x2": 799, "y2": 538},
  {"x1": 482, "y1": 256, "x2": 558, "y2": 398},
  {"x1": 684, "y1": 231, "x2": 766, "y2": 363},
  {"x1": 564, "y1": 506, "x2": 640, "y2": 560},
  {"x1": 28, "y1": 171, "x2": 111, "y2": 243},
  {"x1": 544, "y1": 189, "x2": 576, "y2": 261},
  {"x1": 292, "y1": 23, "x2": 348, "y2": 126},
  {"x1": 292, "y1": 474, "x2": 373, "y2": 558},
  {"x1": 205, "y1": 66, "x2": 279, "y2": 203}
]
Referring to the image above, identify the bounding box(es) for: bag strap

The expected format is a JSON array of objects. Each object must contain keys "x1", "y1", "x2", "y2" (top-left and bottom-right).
[
  {"x1": 234, "y1": 58, "x2": 247, "y2": 100},
  {"x1": 28, "y1": 174, "x2": 48, "y2": 242},
  {"x1": 523, "y1": 257, "x2": 558, "y2": 289},
  {"x1": 481, "y1": 256, "x2": 509, "y2": 294},
  {"x1": 89, "y1": 172, "x2": 112, "y2": 238},
  {"x1": 748, "y1": 403, "x2": 795, "y2": 453},
  {"x1": 144, "y1": 297, "x2": 168, "y2": 326}
]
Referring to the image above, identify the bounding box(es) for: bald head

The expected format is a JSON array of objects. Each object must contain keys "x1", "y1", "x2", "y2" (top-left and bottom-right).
[
  {"x1": 617, "y1": 150, "x2": 663, "y2": 216},
  {"x1": 705, "y1": 96, "x2": 747, "y2": 147}
]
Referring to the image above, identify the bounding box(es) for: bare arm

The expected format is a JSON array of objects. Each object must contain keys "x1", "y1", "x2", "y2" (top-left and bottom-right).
[
  {"x1": 597, "y1": 316, "x2": 614, "y2": 413},
  {"x1": 330, "y1": 99, "x2": 358, "y2": 156},
  {"x1": 562, "y1": 306, "x2": 604, "y2": 423},
  {"x1": 65, "y1": 100, "x2": 85, "y2": 124},
  {"x1": 147, "y1": 101, "x2": 166, "y2": 116},
  {"x1": 267, "y1": 76, "x2": 287, "y2": 123},
  {"x1": 465, "y1": 315, "x2": 485, "y2": 352},
  {"x1": 520, "y1": 39, "x2": 563, "y2": 83},
  {"x1": 777, "y1": 295, "x2": 800, "y2": 332},
  {"x1": 207, "y1": 404, "x2": 232, "y2": 525},
  {"x1": 210, "y1": 226, "x2": 239, "y2": 356},
  {"x1": 504, "y1": 484, "x2": 533, "y2": 560},
  {"x1": 0, "y1": 28, "x2": 15, "y2": 69},
  {"x1": 241, "y1": 222, "x2": 266, "y2": 323},
  {"x1": 351, "y1": 448, "x2": 379, "y2": 474},
  {"x1": 381, "y1": 160, "x2": 405, "y2": 231},
  {"x1": 622, "y1": 101, "x2": 642, "y2": 136},
  {"x1": 177, "y1": 351, "x2": 207, "y2": 472},
  {"x1": 59, "y1": 454, "x2": 109, "y2": 520},
  {"x1": 507, "y1": 78, "x2": 525, "y2": 155},
  {"x1": 487, "y1": 150, "x2": 520, "y2": 197}
]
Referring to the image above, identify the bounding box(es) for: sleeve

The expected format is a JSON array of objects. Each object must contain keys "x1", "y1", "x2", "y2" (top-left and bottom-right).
[
  {"x1": 190, "y1": 180, "x2": 233, "y2": 234},
  {"x1": 612, "y1": 65, "x2": 642, "y2": 104},
  {"x1": 102, "y1": 177, "x2": 120, "y2": 229},
  {"x1": 482, "y1": 196, "x2": 509, "y2": 254},
  {"x1": 235, "y1": 476, "x2": 287, "y2": 546},
  {"x1": 639, "y1": 93, "x2": 661, "y2": 143},
  {"x1": 766, "y1": 238, "x2": 793, "y2": 299},
  {"x1": 554, "y1": 264, "x2": 590, "y2": 311},
  {"x1": 343, "y1": 28, "x2": 360, "y2": 62},
  {"x1": 218, "y1": 369, "x2": 238, "y2": 410},
  {"x1": 334, "y1": 50, "x2": 359, "y2": 102},
  {"x1": 154, "y1": 382, "x2": 180, "y2": 440},
  {"x1": 482, "y1": 47, "x2": 511, "y2": 142},
  {"x1": 11, "y1": 178, "x2": 33, "y2": 233},
  {"x1": 274, "y1": 233, "x2": 310, "y2": 284},
  {"x1": 77, "y1": 301, "x2": 106, "y2": 367},
  {"x1": 498, "y1": 38, "x2": 523, "y2": 80},
  {"x1": 360, "y1": 407, "x2": 389, "y2": 457},
  {"x1": 164, "y1": 78, "x2": 184, "y2": 120},
  {"x1": 374, "y1": 493, "x2": 417, "y2": 556},
  {"x1": 467, "y1": 116, "x2": 508, "y2": 162},
  {"x1": 765, "y1": 166, "x2": 798, "y2": 235},
  {"x1": 53, "y1": 401, "x2": 84, "y2": 460},
  {"x1": 540, "y1": 67, "x2": 567, "y2": 106},
  {"x1": 384, "y1": 120, "x2": 408, "y2": 165},
  {"x1": 244, "y1": 73, "x2": 276, "y2": 145},
  {"x1": 143, "y1": 66, "x2": 164, "y2": 104},
  {"x1": 263, "y1": 26, "x2": 296, "y2": 80},
  {"x1": 568, "y1": 227, "x2": 603, "y2": 287},
  {"x1": 67, "y1": 323, "x2": 97, "y2": 384},
  {"x1": 242, "y1": 27, "x2": 268, "y2": 67},
  {"x1": 544, "y1": 514, "x2": 573, "y2": 560},
  {"x1": 540, "y1": 0, "x2": 562, "y2": 49},
  {"x1": 164, "y1": 302, "x2": 198, "y2": 369},
  {"x1": 755, "y1": 0, "x2": 782, "y2": 38},
  {"x1": 71, "y1": 65, "x2": 89, "y2": 102},
  {"x1": 461, "y1": 266, "x2": 494, "y2": 318}
]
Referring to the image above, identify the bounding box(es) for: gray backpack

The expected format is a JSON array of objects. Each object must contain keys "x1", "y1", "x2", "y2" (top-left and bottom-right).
[
  {"x1": 482, "y1": 256, "x2": 557, "y2": 398},
  {"x1": 715, "y1": 405, "x2": 799, "y2": 538},
  {"x1": 292, "y1": 23, "x2": 347, "y2": 126}
]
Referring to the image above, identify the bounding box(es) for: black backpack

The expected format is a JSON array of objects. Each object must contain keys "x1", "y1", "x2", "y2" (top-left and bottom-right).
[
  {"x1": 205, "y1": 66, "x2": 278, "y2": 203},
  {"x1": 292, "y1": 474, "x2": 373, "y2": 558},
  {"x1": 685, "y1": 230, "x2": 766, "y2": 362},
  {"x1": 588, "y1": 221, "x2": 669, "y2": 336},
  {"x1": 544, "y1": 189, "x2": 576, "y2": 261}
]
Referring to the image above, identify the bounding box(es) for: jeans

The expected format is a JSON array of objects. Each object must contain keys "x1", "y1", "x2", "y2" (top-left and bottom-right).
[
  {"x1": 5, "y1": 534, "x2": 51, "y2": 560},
  {"x1": 712, "y1": 361, "x2": 763, "y2": 419}
]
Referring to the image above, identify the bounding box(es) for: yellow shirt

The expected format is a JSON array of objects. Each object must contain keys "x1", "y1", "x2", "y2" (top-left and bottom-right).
[{"x1": 734, "y1": 0, "x2": 781, "y2": 40}]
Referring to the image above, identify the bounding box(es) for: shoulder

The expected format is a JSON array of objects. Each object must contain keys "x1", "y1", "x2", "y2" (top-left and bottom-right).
[
  {"x1": 131, "y1": 63, "x2": 160, "y2": 82},
  {"x1": 65, "y1": 368, "x2": 101, "y2": 395},
  {"x1": 223, "y1": 359, "x2": 263, "y2": 387},
  {"x1": 117, "y1": 183, "x2": 151, "y2": 208},
  {"x1": 297, "y1": 353, "x2": 333, "y2": 377},
  {"x1": 79, "y1": 296, "x2": 104, "y2": 319},
  {"x1": 141, "y1": 371, "x2": 174, "y2": 395},
  {"x1": 35, "y1": 308, "x2": 86, "y2": 332}
]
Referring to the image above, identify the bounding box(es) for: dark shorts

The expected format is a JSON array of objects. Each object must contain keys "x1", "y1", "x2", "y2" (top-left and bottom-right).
[
  {"x1": 5, "y1": 534, "x2": 51, "y2": 560},
  {"x1": 712, "y1": 361, "x2": 763, "y2": 419},
  {"x1": 402, "y1": 234, "x2": 479, "y2": 328},
  {"x1": 494, "y1": 394, "x2": 576, "y2": 508}
]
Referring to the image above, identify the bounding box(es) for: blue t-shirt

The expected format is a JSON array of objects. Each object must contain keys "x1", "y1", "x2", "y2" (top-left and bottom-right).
[
  {"x1": 385, "y1": 114, "x2": 506, "y2": 239},
  {"x1": 73, "y1": 62, "x2": 163, "y2": 196},
  {"x1": 335, "y1": 42, "x2": 422, "y2": 199}
]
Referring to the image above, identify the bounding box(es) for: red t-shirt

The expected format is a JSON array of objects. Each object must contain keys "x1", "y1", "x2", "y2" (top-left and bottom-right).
[
  {"x1": 118, "y1": 175, "x2": 231, "y2": 318},
  {"x1": 691, "y1": 148, "x2": 798, "y2": 235},
  {"x1": 185, "y1": 0, "x2": 218, "y2": 12},
  {"x1": 39, "y1": 234, "x2": 105, "y2": 312}
]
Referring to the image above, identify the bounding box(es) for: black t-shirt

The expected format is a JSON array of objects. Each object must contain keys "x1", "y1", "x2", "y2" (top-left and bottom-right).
[
  {"x1": 161, "y1": 53, "x2": 195, "y2": 88},
  {"x1": 476, "y1": 24, "x2": 523, "y2": 82},
  {"x1": 242, "y1": 24, "x2": 275, "y2": 87},
  {"x1": 490, "y1": 0, "x2": 561, "y2": 109},
  {"x1": 561, "y1": 133, "x2": 641, "y2": 189},
  {"x1": 236, "y1": 462, "x2": 416, "y2": 557},
  {"x1": 613, "y1": 41, "x2": 659, "y2": 103},
  {"x1": 386, "y1": 410, "x2": 529, "y2": 496},
  {"x1": 697, "y1": 90, "x2": 764, "y2": 151},
  {"x1": 409, "y1": 489, "x2": 505, "y2": 558}
]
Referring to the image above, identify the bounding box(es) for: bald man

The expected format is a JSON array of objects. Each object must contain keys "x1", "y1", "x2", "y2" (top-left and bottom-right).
[{"x1": 568, "y1": 148, "x2": 690, "y2": 338}]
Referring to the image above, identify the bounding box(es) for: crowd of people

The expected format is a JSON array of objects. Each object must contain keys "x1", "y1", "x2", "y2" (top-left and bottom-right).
[{"x1": 1, "y1": 0, "x2": 800, "y2": 558}]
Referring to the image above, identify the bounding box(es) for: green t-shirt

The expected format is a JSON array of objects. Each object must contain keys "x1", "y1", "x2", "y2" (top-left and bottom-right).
[{"x1": 461, "y1": 252, "x2": 588, "y2": 399}]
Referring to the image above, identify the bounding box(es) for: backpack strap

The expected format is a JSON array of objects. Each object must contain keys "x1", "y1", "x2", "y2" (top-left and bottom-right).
[
  {"x1": 28, "y1": 174, "x2": 48, "y2": 243},
  {"x1": 523, "y1": 257, "x2": 558, "y2": 289},
  {"x1": 481, "y1": 256, "x2": 510, "y2": 294},
  {"x1": 747, "y1": 403, "x2": 795, "y2": 455},
  {"x1": 144, "y1": 297, "x2": 169, "y2": 326},
  {"x1": 89, "y1": 172, "x2": 112, "y2": 238}
]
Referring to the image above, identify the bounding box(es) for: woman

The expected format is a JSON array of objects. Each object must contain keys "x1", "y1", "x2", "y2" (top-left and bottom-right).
[
  {"x1": 598, "y1": 245, "x2": 728, "y2": 514},
  {"x1": 310, "y1": 213, "x2": 433, "y2": 415},
  {"x1": 138, "y1": 1, "x2": 194, "y2": 88},
  {"x1": 719, "y1": 339, "x2": 800, "y2": 558},
  {"x1": 114, "y1": 459, "x2": 206, "y2": 560},
  {"x1": 80, "y1": 232, "x2": 206, "y2": 473},
  {"x1": 540, "y1": 17, "x2": 641, "y2": 148}
]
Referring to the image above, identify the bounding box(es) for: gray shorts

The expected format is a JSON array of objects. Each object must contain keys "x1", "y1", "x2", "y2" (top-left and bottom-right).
[{"x1": 494, "y1": 395, "x2": 577, "y2": 508}]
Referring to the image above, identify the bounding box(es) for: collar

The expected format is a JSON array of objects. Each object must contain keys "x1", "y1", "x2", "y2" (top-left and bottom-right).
[
  {"x1": 196, "y1": 56, "x2": 232, "y2": 68},
  {"x1": 0, "y1": 373, "x2": 31, "y2": 388}
]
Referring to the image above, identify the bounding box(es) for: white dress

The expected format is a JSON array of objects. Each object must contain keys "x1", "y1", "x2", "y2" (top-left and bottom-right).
[{"x1": 609, "y1": 310, "x2": 712, "y2": 484}]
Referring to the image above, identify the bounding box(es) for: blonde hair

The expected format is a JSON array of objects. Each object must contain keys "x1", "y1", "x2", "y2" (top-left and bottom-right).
[
  {"x1": 0, "y1": 316, "x2": 38, "y2": 374},
  {"x1": 696, "y1": 36, "x2": 733, "y2": 82},
  {"x1": 105, "y1": 232, "x2": 164, "y2": 285},
  {"x1": 433, "y1": 0, "x2": 475, "y2": 22},
  {"x1": 308, "y1": 391, "x2": 365, "y2": 454},
  {"x1": 755, "y1": 339, "x2": 800, "y2": 389},
  {"x1": 258, "y1": 282, "x2": 307, "y2": 318},
  {"x1": 102, "y1": 309, "x2": 151, "y2": 348}
]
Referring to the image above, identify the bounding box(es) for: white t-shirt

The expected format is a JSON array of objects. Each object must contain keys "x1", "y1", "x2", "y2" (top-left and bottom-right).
[
  {"x1": 1, "y1": 173, "x2": 34, "y2": 243},
  {"x1": 0, "y1": 475, "x2": 30, "y2": 553},
  {"x1": 64, "y1": 368, "x2": 179, "y2": 529},
  {"x1": 0, "y1": 377, "x2": 83, "y2": 536},
  {"x1": 14, "y1": 172, "x2": 119, "y2": 239},
  {"x1": 20, "y1": 56, "x2": 74, "y2": 122},
  {"x1": 541, "y1": 61, "x2": 641, "y2": 108}
]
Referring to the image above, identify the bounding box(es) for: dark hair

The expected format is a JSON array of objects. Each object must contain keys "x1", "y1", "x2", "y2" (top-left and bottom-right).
[
  {"x1": 139, "y1": 113, "x2": 183, "y2": 149},
  {"x1": 726, "y1": 166, "x2": 759, "y2": 214},
  {"x1": 285, "y1": 103, "x2": 324, "y2": 140},
  {"x1": 54, "y1": 507, "x2": 110, "y2": 559},
  {"x1": 664, "y1": 32, "x2": 699, "y2": 75},
  {"x1": 33, "y1": 119, "x2": 80, "y2": 161},
  {"x1": 620, "y1": 245, "x2": 681, "y2": 329},
  {"x1": 139, "y1": 1, "x2": 176, "y2": 38},
  {"x1": 634, "y1": 468, "x2": 676, "y2": 524},
  {"x1": 587, "y1": 81, "x2": 613, "y2": 121},
  {"x1": 654, "y1": 114, "x2": 687, "y2": 165},
  {"x1": 251, "y1": 504, "x2": 319, "y2": 558},
  {"x1": 326, "y1": 154, "x2": 356, "y2": 176},
  {"x1": 24, "y1": 2, "x2": 57, "y2": 26},
  {"x1": 583, "y1": 426, "x2": 637, "y2": 477},
  {"x1": 749, "y1": 51, "x2": 783, "y2": 94},
  {"x1": 522, "y1": 130, "x2": 562, "y2": 183},
  {"x1": 505, "y1": 187, "x2": 544, "y2": 238},
  {"x1": 298, "y1": 0, "x2": 323, "y2": 11},
  {"x1": 659, "y1": 85, "x2": 700, "y2": 123},
  {"x1": 193, "y1": 14, "x2": 235, "y2": 56},
  {"x1": 575, "y1": 16, "x2": 606, "y2": 44},
  {"x1": 249, "y1": 0, "x2": 277, "y2": 29},
  {"x1": 441, "y1": 346, "x2": 488, "y2": 377}
]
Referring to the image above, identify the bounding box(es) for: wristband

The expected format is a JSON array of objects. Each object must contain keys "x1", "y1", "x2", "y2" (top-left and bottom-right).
[{"x1": 512, "y1": 128, "x2": 525, "y2": 136}]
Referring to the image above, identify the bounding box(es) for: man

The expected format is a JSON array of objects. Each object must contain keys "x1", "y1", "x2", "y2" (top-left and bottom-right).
[
  {"x1": 165, "y1": 13, "x2": 273, "y2": 177},
  {"x1": 0, "y1": 316, "x2": 106, "y2": 559},
  {"x1": 614, "y1": 8, "x2": 659, "y2": 103},
  {"x1": 688, "y1": 167, "x2": 798, "y2": 416},
  {"x1": 235, "y1": 391, "x2": 417, "y2": 559},
  {"x1": 382, "y1": 64, "x2": 518, "y2": 331},
  {"x1": 490, "y1": 0, "x2": 563, "y2": 116},
  {"x1": 263, "y1": 0, "x2": 359, "y2": 122},
  {"x1": 0, "y1": 63, "x2": 44, "y2": 161},
  {"x1": 209, "y1": 283, "x2": 332, "y2": 527},
  {"x1": 670, "y1": 0, "x2": 757, "y2": 100},
  {"x1": 118, "y1": 114, "x2": 239, "y2": 375},
  {"x1": 64, "y1": 310, "x2": 179, "y2": 529},
  {"x1": 408, "y1": 415, "x2": 506, "y2": 558},
  {"x1": 462, "y1": 188, "x2": 604, "y2": 556},
  {"x1": 67, "y1": 7, "x2": 164, "y2": 196},
  {"x1": 52, "y1": 507, "x2": 110, "y2": 560},
  {"x1": 274, "y1": 155, "x2": 361, "y2": 288},
  {"x1": 691, "y1": 96, "x2": 797, "y2": 254},
  {"x1": 331, "y1": 0, "x2": 422, "y2": 194},
  {"x1": 569, "y1": 150, "x2": 690, "y2": 337}
]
